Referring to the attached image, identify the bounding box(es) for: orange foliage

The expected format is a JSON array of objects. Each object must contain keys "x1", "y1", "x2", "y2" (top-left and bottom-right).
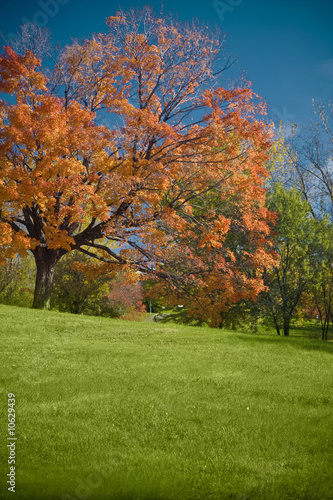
[{"x1": 0, "y1": 8, "x2": 277, "y2": 318}]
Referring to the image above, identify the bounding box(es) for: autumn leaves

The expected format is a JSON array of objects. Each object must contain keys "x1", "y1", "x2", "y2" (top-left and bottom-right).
[{"x1": 0, "y1": 8, "x2": 277, "y2": 320}]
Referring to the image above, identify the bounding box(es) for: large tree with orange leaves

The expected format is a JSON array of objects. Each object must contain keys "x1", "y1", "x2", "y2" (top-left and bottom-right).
[{"x1": 0, "y1": 8, "x2": 276, "y2": 318}]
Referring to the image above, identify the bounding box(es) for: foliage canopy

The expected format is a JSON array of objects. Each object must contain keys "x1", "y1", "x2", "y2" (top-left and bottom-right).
[{"x1": 0, "y1": 8, "x2": 276, "y2": 323}]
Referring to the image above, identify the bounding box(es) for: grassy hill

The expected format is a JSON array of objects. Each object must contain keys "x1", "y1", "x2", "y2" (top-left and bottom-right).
[{"x1": 0, "y1": 304, "x2": 333, "y2": 500}]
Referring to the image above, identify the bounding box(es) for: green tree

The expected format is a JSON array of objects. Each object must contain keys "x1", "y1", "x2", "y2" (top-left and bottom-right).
[
  {"x1": 0, "y1": 254, "x2": 35, "y2": 307},
  {"x1": 307, "y1": 223, "x2": 333, "y2": 340},
  {"x1": 264, "y1": 183, "x2": 317, "y2": 336},
  {"x1": 51, "y1": 251, "x2": 111, "y2": 315}
]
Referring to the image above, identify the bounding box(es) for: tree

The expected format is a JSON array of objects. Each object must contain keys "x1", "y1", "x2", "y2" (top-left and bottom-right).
[
  {"x1": 4, "y1": 22, "x2": 53, "y2": 60},
  {"x1": 309, "y1": 264, "x2": 333, "y2": 340},
  {"x1": 265, "y1": 106, "x2": 333, "y2": 338},
  {"x1": 147, "y1": 173, "x2": 277, "y2": 327},
  {"x1": 277, "y1": 101, "x2": 333, "y2": 221},
  {"x1": 51, "y1": 251, "x2": 111, "y2": 315},
  {"x1": 0, "y1": 254, "x2": 35, "y2": 307},
  {"x1": 263, "y1": 183, "x2": 317, "y2": 336},
  {"x1": 106, "y1": 271, "x2": 146, "y2": 320},
  {"x1": 306, "y1": 223, "x2": 333, "y2": 340},
  {"x1": 0, "y1": 7, "x2": 276, "y2": 321}
]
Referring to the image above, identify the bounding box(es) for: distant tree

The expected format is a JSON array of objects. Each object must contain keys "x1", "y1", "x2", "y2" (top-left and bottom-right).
[
  {"x1": 141, "y1": 278, "x2": 165, "y2": 314},
  {"x1": 0, "y1": 254, "x2": 35, "y2": 307},
  {"x1": 266, "y1": 107, "x2": 333, "y2": 338},
  {"x1": 275, "y1": 101, "x2": 333, "y2": 221},
  {"x1": 51, "y1": 251, "x2": 111, "y2": 315},
  {"x1": 264, "y1": 183, "x2": 317, "y2": 336},
  {"x1": 5, "y1": 22, "x2": 53, "y2": 60},
  {"x1": 306, "y1": 223, "x2": 333, "y2": 340},
  {"x1": 106, "y1": 271, "x2": 146, "y2": 320}
]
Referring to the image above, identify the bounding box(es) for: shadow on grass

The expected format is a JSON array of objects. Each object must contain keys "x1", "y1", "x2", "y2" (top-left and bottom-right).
[{"x1": 234, "y1": 331, "x2": 333, "y2": 355}]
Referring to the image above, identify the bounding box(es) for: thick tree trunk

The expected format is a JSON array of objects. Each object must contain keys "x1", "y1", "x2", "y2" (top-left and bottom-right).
[{"x1": 32, "y1": 247, "x2": 64, "y2": 309}]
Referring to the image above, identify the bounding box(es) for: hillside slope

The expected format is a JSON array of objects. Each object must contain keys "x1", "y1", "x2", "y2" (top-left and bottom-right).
[{"x1": 0, "y1": 305, "x2": 333, "y2": 499}]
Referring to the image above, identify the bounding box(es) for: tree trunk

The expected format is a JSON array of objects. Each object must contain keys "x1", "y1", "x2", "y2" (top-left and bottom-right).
[
  {"x1": 322, "y1": 315, "x2": 329, "y2": 341},
  {"x1": 283, "y1": 315, "x2": 290, "y2": 336},
  {"x1": 32, "y1": 247, "x2": 65, "y2": 309},
  {"x1": 272, "y1": 309, "x2": 280, "y2": 336}
]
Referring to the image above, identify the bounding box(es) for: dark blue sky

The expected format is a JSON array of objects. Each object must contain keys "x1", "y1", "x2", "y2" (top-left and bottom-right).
[{"x1": 0, "y1": 0, "x2": 332, "y2": 127}]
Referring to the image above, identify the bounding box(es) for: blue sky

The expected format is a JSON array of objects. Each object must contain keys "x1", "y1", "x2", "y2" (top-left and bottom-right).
[{"x1": 0, "y1": 0, "x2": 332, "y2": 127}]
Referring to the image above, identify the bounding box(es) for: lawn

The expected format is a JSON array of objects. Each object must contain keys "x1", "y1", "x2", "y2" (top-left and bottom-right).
[{"x1": 0, "y1": 304, "x2": 332, "y2": 500}]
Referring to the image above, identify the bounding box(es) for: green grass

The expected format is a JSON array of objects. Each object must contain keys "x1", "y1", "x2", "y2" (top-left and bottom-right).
[{"x1": 0, "y1": 305, "x2": 333, "y2": 500}]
